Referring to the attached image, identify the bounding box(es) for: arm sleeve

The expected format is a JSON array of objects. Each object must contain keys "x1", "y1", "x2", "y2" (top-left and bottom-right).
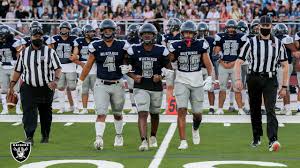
[{"x1": 50, "y1": 49, "x2": 62, "y2": 70}]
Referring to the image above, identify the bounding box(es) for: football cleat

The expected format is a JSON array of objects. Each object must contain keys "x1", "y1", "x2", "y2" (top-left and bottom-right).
[
  {"x1": 139, "y1": 140, "x2": 149, "y2": 151},
  {"x1": 178, "y1": 140, "x2": 188, "y2": 150},
  {"x1": 215, "y1": 109, "x2": 224, "y2": 115},
  {"x1": 79, "y1": 109, "x2": 89, "y2": 114},
  {"x1": 208, "y1": 108, "x2": 215, "y2": 115},
  {"x1": 94, "y1": 136, "x2": 104, "y2": 150},
  {"x1": 149, "y1": 136, "x2": 158, "y2": 148},
  {"x1": 114, "y1": 134, "x2": 123, "y2": 147},
  {"x1": 0, "y1": 109, "x2": 8, "y2": 115},
  {"x1": 192, "y1": 128, "x2": 200, "y2": 145}
]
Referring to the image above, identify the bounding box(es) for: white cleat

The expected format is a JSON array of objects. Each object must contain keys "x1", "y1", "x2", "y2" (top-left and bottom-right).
[
  {"x1": 67, "y1": 106, "x2": 75, "y2": 112},
  {"x1": 178, "y1": 140, "x2": 188, "y2": 150},
  {"x1": 238, "y1": 109, "x2": 247, "y2": 115},
  {"x1": 94, "y1": 136, "x2": 104, "y2": 150},
  {"x1": 285, "y1": 110, "x2": 292, "y2": 116},
  {"x1": 192, "y1": 128, "x2": 200, "y2": 145},
  {"x1": 0, "y1": 109, "x2": 8, "y2": 115},
  {"x1": 139, "y1": 140, "x2": 149, "y2": 151},
  {"x1": 79, "y1": 109, "x2": 88, "y2": 114},
  {"x1": 129, "y1": 106, "x2": 138, "y2": 114},
  {"x1": 16, "y1": 108, "x2": 23, "y2": 115},
  {"x1": 57, "y1": 108, "x2": 65, "y2": 114},
  {"x1": 114, "y1": 134, "x2": 123, "y2": 147},
  {"x1": 73, "y1": 107, "x2": 80, "y2": 114},
  {"x1": 215, "y1": 109, "x2": 224, "y2": 115},
  {"x1": 149, "y1": 136, "x2": 158, "y2": 148}
]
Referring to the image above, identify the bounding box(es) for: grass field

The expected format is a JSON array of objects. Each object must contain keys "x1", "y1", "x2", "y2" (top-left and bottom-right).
[{"x1": 0, "y1": 121, "x2": 300, "y2": 168}]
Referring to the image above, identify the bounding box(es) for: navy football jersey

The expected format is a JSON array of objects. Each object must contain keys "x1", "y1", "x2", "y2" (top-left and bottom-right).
[
  {"x1": 164, "y1": 33, "x2": 181, "y2": 44},
  {"x1": 73, "y1": 37, "x2": 99, "y2": 61},
  {"x1": 215, "y1": 32, "x2": 247, "y2": 62},
  {"x1": 88, "y1": 39, "x2": 130, "y2": 80},
  {"x1": 156, "y1": 33, "x2": 165, "y2": 45},
  {"x1": 277, "y1": 34, "x2": 293, "y2": 64},
  {"x1": 22, "y1": 36, "x2": 49, "y2": 47},
  {"x1": 0, "y1": 38, "x2": 20, "y2": 66},
  {"x1": 127, "y1": 44, "x2": 170, "y2": 91},
  {"x1": 46, "y1": 35, "x2": 77, "y2": 64},
  {"x1": 125, "y1": 35, "x2": 140, "y2": 44},
  {"x1": 169, "y1": 40, "x2": 209, "y2": 72}
]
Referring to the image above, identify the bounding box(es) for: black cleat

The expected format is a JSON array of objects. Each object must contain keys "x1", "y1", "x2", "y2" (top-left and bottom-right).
[
  {"x1": 25, "y1": 137, "x2": 34, "y2": 146},
  {"x1": 40, "y1": 137, "x2": 49, "y2": 143}
]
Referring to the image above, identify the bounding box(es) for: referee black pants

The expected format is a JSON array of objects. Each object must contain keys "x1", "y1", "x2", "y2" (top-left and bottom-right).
[
  {"x1": 247, "y1": 74, "x2": 279, "y2": 142},
  {"x1": 20, "y1": 82, "x2": 54, "y2": 138}
]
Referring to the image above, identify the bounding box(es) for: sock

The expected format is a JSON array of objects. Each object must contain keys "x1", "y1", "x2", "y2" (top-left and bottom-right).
[
  {"x1": 239, "y1": 108, "x2": 243, "y2": 113},
  {"x1": 129, "y1": 89, "x2": 136, "y2": 107},
  {"x1": 114, "y1": 119, "x2": 124, "y2": 135},
  {"x1": 209, "y1": 105, "x2": 214, "y2": 109},
  {"x1": 1, "y1": 94, "x2": 7, "y2": 111},
  {"x1": 57, "y1": 91, "x2": 65, "y2": 110},
  {"x1": 150, "y1": 132, "x2": 156, "y2": 137},
  {"x1": 16, "y1": 93, "x2": 21, "y2": 110},
  {"x1": 71, "y1": 90, "x2": 78, "y2": 109},
  {"x1": 141, "y1": 136, "x2": 147, "y2": 141},
  {"x1": 95, "y1": 122, "x2": 105, "y2": 137},
  {"x1": 229, "y1": 91, "x2": 234, "y2": 105},
  {"x1": 193, "y1": 119, "x2": 201, "y2": 130},
  {"x1": 262, "y1": 105, "x2": 266, "y2": 110}
]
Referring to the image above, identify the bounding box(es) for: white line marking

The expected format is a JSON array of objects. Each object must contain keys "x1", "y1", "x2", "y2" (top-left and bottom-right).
[
  {"x1": 11, "y1": 122, "x2": 22, "y2": 126},
  {"x1": 64, "y1": 122, "x2": 74, "y2": 126},
  {"x1": 148, "y1": 123, "x2": 177, "y2": 168},
  {"x1": 224, "y1": 123, "x2": 231, "y2": 127}
]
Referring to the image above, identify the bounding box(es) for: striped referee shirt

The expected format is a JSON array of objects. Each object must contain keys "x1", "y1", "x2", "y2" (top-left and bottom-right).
[
  {"x1": 14, "y1": 46, "x2": 62, "y2": 87},
  {"x1": 238, "y1": 35, "x2": 288, "y2": 73}
]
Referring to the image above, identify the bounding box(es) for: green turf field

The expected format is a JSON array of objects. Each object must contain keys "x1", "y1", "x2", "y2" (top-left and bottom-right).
[{"x1": 1, "y1": 122, "x2": 300, "y2": 168}]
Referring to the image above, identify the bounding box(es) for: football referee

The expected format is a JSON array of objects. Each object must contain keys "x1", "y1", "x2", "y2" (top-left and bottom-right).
[
  {"x1": 8, "y1": 22, "x2": 62, "y2": 145},
  {"x1": 234, "y1": 16, "x2": 288, "y2": 152}
]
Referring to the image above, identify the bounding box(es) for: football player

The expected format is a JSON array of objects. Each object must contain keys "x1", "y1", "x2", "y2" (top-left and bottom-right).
[
  {"x1": 197, "y1": 22, "x2": 216, "y2": 114},
  {"x1": 295, "y1": 31, "x2": 300, "y2": 115},
  {"x1": 274, "y1": 23, "x2": 300, "y2": 115},
  {"x1": 126, "y1": 23, "x2": 172, "y2": 151},
  {"x1": 21, "y1": 21, "x2": 49, "y2": 48},
  {"x1": 164, "y1": 18, "x2": 181, "y2": 45},
  {"x1": 169, "y1": 20, "x2": 214, "y2": 150},
  {"x1": 0, "y1": 25, "x2": 23, "y2": 115},
  {"x1": 47, "y1": 21, "x2": 79, "y2": 114},
  {"x1": 71, "y1": 27, "x2": 83, "y2": 37},
  {"x1": 125, "y1": 24, "x2": 140, "y2": 114},
  {"x1": 214, "y1": 19, "x2": 248, "y2": 115},
  {"x1": 71, "y1": 24, "x2": 98, "y2": 114},
  {"x1": 78, "y1": 19, "x2": 129, "y2": 150}
]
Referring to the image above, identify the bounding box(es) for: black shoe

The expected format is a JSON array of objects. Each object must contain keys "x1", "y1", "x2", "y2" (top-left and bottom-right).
[
  {"x1": 40, "y1": 137, "x2": 49, "y2": 143},
  {"x1": 208, "y1": 108, "x2": 215, "y2": 115},
  {"x1": 251, "y1": 137, "x2": 261, "y2": 148},
  {"x1": 275, "y1": 106, "x2": 281, "y2": 111},
  {"x1": 25, "y1": 137, "x2": 34, "y2": 146}
]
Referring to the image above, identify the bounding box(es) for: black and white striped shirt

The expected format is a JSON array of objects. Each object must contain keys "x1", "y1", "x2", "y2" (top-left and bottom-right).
[
  {"x1": 15, "y1": 46, "x2": 61, "y2": 87},
  {"x1": 239, "y1": 35, "x2": 288, "y2": 73}
]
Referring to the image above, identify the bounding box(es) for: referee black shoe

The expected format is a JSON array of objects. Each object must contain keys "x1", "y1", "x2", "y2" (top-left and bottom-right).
[
  {"x1": 251, "y1": 137, "x2": 261, "y2": 148},
  {"x1": 25, "y1": 137, "x2": 34, "y2": 146},
  {"x1": 40, "y1": 137, "x2": 49, "y2": 143}
]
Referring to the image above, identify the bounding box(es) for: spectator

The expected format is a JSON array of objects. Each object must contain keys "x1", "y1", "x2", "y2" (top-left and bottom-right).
[
  {"x1": 231, "y1": 1, "x2": 243, "y2": 20},
  {"x1": 277, "y1": 5, "x2": 289, "y2": 22},
  {"x1": 166, "y1": 4, "x2": 177, "y2": 18},
  {"x1": 252, "y1": 6, "x2": 262, "y2": 19},
  {"x1": 0, "y1": 0, "x2": 9, "y2": 18},
  {"x1": 262, "y1": 2, "x2": 277, "y2": 20},
  {"x1": 206, "y1": 6, "x2": 220, "y2": 35},
  {"x1": 113, "y1": 4, "x2": 124, "y2": 20},
  {"x1": 243, "y1": 5, "x2": 253, "y2": 22},
  {"x1": 143, "y1": 5, "x2": 154, "y2": 20},
  {"x1": 154, "y1": 5, "x2": 165, "y2": 19},
  {"x1": 220, "y1": 4, "x2": 231, "y2": 30},
  {"x1": 15, "y1": 5, "x2": 30, "y2": 20}
]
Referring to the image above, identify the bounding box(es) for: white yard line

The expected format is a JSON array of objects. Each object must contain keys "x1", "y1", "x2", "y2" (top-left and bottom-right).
[
  {"x1": 148, "y1": 123, "x2": 177, "y2": 168},
  {"x1": 64, "y1": 122, "x2": 74, "y2": 126}
]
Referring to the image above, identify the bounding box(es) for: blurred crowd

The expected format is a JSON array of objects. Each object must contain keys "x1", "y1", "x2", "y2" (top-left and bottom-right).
[{"x1": 1, "y1": 0, "x2": 300, "y2": 34}]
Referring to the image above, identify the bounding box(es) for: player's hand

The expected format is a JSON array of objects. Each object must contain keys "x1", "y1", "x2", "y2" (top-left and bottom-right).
[
  {"x1": 161, "y1": 68, "x2": 174, "y2": 80},
  {"x1": 48, "y1": 81, "x2": 58, "y2": 90},
  {"x1": 120, "y1": 65, "x2": 132, "y2": 74},
  {"x1": 203, "y1": 76, "x2": 213, "y2": 91},
  {"x1": 235, "y1": 79, "x2": 243, "y2": 92},
  {"x1": 133, "y1": 75, "x2": 142, "y2": 83},
  {"x1": 278, "y1": 88, "x2": 287, "y2": 99},
  {"x1": 69, "y1": 54, "x2": 79, "y2": 62},
  {"x1": 293, "y1": 51, "x2": 300, "y2": 59},
  {"x1": 153, "y1": 74, "x2": 162, "y2": 83}
]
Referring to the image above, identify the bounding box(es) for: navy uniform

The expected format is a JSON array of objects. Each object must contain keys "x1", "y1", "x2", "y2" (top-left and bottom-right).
[
  {"x1": 128, "y1": 44, "x2": 169, "y2": 114},
  {"x1": 0, "y1": 30, "x2": 22, "y2": 114},
  {"x1": 126, "y1": 35, "x2": 140, "y2": 44},
  {"x1": 164, "y1": 33, "x2": 181, "y2": 44},
  {"x1": 169, "y1": 39, "x2": 209, "y2": 113},
  {"x1": 46, "y1": 35, "x2": 77, "y2": 90},
  {"x1": 89, "y1": 39, "x2": 130, "y2": 116},
  {"x1": 215, "y1": 32, "x2": 247, "y2": 91}
]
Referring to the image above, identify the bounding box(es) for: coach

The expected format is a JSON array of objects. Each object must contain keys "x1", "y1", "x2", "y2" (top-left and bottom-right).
[
  {"x1": 8, "y1": 22, "x2": 62, "y2": 145},
  {"x1": 234, "y1": 15, "x2": 288, "y2": 152}
]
